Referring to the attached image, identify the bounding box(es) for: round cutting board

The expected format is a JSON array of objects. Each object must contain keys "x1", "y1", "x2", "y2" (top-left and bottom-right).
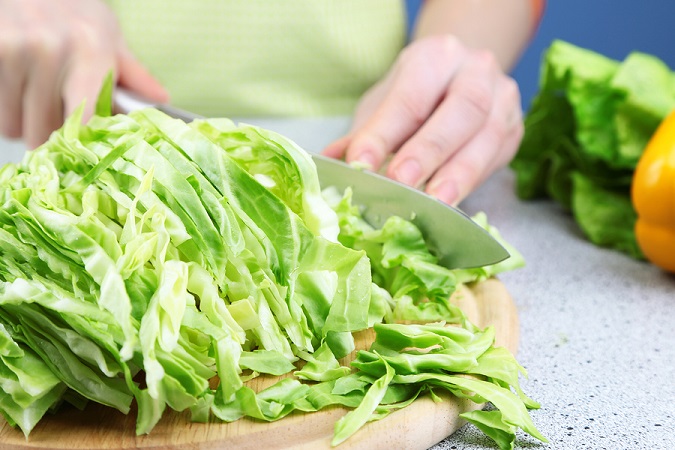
[{"x1": 0, "y1": 278, "x2": 519, "y2": 450}]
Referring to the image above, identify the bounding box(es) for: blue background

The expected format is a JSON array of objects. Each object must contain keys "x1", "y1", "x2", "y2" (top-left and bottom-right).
[{"x1": 405, "y1": 1, "x2": 675, "y2": 109}]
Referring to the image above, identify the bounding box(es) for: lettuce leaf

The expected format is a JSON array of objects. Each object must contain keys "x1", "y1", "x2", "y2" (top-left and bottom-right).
[{"x1": 512, "y1": 39, "x2": 675, "y2": 258}]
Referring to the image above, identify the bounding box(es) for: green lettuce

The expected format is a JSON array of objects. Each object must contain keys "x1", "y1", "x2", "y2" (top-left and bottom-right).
[
  {"x1": 0, "y1": 79, "x2": 541, "y2": 449},
  {"x1": 512, "y1": 39, "x2": 675, "y2": 258}
]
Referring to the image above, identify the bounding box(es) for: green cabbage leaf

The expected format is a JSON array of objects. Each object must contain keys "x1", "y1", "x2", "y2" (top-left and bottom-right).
[{"x1": 0, "y1": 79, "x2": 541, "y2": 449}]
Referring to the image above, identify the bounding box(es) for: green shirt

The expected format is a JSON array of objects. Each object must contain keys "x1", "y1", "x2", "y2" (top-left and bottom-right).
[{"x1": 106, "y1": 1, "x2": 407, "y2": 117}]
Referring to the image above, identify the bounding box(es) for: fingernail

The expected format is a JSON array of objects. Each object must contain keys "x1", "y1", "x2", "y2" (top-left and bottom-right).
[
  {"x1": 351, "y1": 151, "x2": 378, "y2": 171},
  {"x1": 428, "y1": 180, "x2": 459, "y2": 205},
  {"x1": 393, "y1": 159, "x2": 422, "y2": 186}
]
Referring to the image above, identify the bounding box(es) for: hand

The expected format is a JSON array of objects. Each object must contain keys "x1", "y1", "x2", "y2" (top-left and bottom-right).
[
  {"x1": 0, "y1": 0, "x2": 168, "y2": 148},
  {"x1": 323, "y1": 35, "x2": 523, "y2": 206}
]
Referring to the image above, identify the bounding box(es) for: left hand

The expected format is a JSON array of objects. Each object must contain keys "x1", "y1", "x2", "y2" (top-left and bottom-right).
[{"x1": 322, "y1": 35, "x2": 524, "y2": 206}]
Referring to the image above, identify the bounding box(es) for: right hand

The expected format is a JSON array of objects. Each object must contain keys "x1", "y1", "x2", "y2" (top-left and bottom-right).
[
  {"x1": 323, "y1": 35, "x2": 524, "y2": 206},
  {"x1": 0, "y1": 0, "x2": 168, "y2": 148}
]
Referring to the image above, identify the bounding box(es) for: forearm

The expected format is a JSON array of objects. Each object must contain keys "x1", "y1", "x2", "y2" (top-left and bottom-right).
[{"x1": 412, "y1": 0, "x2": 544, "y2": 71}]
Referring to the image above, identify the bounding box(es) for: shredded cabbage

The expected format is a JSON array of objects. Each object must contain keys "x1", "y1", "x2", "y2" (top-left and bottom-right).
[{"x1": 0, "y1": 80, "x2": 543, "y2": 449}]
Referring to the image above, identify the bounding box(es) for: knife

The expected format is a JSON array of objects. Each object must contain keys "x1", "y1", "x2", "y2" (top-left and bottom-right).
[{"x1": 113, "y1": 89, "x2": 509, "y2": 269}]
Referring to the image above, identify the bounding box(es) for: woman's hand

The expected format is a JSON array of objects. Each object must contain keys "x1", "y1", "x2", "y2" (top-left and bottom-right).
[
  {"x1": 323, "y1": 35, "x2": 524, "y2": 206},
  {"x1": 0, "y1": 0, "x2": 168, "y2": 148}
]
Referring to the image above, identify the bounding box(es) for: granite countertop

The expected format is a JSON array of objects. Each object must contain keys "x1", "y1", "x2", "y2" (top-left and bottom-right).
[{"x1": 1, "y1": 117, "x2": 673, "y2": 450}]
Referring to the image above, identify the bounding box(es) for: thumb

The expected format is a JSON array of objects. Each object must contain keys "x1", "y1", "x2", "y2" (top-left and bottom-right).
[{"x1": 116, "y1": 49, "x2": 169, "y2": 103}]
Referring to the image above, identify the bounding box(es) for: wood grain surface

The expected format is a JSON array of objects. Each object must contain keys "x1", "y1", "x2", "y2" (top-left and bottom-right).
[{"x1": 0, "y1": 278, "x2": 519, "y2": 450}]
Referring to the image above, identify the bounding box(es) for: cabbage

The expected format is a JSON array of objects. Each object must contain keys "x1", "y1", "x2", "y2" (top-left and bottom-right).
[{"x1": 0, "y1": 81, "x2": 542, "y2": 449}]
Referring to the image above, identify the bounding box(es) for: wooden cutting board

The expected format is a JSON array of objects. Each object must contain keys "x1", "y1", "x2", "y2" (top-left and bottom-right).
[{"x1": 0, "y1": 278, "x2": 519, "y2": 450}]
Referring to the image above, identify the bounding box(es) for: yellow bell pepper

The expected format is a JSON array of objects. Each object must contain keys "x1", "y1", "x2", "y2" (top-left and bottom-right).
[{"x1": 631, "y1": 108, "x2": 675, "y2": 272}]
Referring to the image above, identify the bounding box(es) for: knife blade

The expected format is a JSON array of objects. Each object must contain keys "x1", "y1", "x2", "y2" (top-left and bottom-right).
[{"x1": 113, "y1": 89, "x2": 509, "y2": 268}]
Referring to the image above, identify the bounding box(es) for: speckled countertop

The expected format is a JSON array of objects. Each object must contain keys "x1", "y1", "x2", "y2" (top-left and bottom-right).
[
  {"x1": 443, "y1": 171, "x2": 675, "y2": 450},
  {"x1": 2, "y1": 117, "x2": 673, "y2": 450}
]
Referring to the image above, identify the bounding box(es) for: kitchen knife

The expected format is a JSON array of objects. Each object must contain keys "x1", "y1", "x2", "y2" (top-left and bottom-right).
[{"x1": 113, "y1": 89, "x2": 509, "y2": 269}]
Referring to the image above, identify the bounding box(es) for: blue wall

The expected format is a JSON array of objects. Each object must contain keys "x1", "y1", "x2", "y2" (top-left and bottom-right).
[
  {"x1": 512, "y1": 1, "x2": 675, "y2": 109},
  {"x1": 405, "y1": 1, "x2": 675, "y2": 109}
]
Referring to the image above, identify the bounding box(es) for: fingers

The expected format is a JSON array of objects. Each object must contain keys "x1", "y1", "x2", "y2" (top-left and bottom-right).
[
  {"x1": 23, "y1": 29, "x2": 66, "y2": 148},
  {"x1": 338, "y1": 36, "x2": 466, "y2": 172},
  {"x1": 0, "y1": 0, "x2": 166, "y2": 147},
  {"x1": 322, "y1": 135, "x2": 352, "y2": 160},
  {"x1": 62, "y1": 55, "x2": 117, "y2": 124},
  {"x1": 324, "y1": 34, "x2": 525, "y2": 205},
  {"x1": 61, "y1": 17, "x2": 124, "y2": 120},
  {"x1": 117, "y1": 48, "x2": 169, "y2": 103},
  {"x1": 62, "y1": 40, "x2": 168, "y2": 124},
  {"x1": 386, "y1": 49, "x2": 500, "y2": 187},
  {"x1": 425, "y1": 76, "x2": 523, "y2": 205},
  {"x1": 0, "y1": 28, "x2": 26, "y2": 139}
]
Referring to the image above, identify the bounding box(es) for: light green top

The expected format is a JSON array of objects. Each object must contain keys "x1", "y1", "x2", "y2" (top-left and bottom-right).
[{"x1": 106, "y1": 1, "x2": 407, "y2": 117}]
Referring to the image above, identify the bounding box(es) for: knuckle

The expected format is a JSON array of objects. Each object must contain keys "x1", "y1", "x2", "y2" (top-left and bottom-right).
[
  {"x1": 435, "y1": 34, "x2": 464, "y2": 59},
  {"x1": 471, "y1": 48, "x2": 500, "y2": 71},
  {"x1": 490, "y1": 117, "x2": 510, "y2": 141},
  {"x1": 483, "y1": 109, "x2": 524, "y2": 163},
  {"x1": 395, "y1": 89, "x2": 429, "y2": 129},
  {"x1": 0, "y1": 29, "x2": 22, "y2": 60},
  {"x1": 23, "y1": 27, "x2": 63, "y2": 61},
  {"x1": 417, "y1": 132, "x2": 451, "y2": 163},
  {"x1": 68, "y1": 20, "x2": 101, "y2": 49},
  {"x1": 488, "y1": 108, "x2": 520, "y2": 146},
  {"x1": 495, "y1": 78, "x2": 525, "y2": 139},
  {"x1": 400, "y1": 34, "x2": 464, "y2": 68},
  {"x1": 455, "y1": 80, "x2": 493, "y2": 120}
]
